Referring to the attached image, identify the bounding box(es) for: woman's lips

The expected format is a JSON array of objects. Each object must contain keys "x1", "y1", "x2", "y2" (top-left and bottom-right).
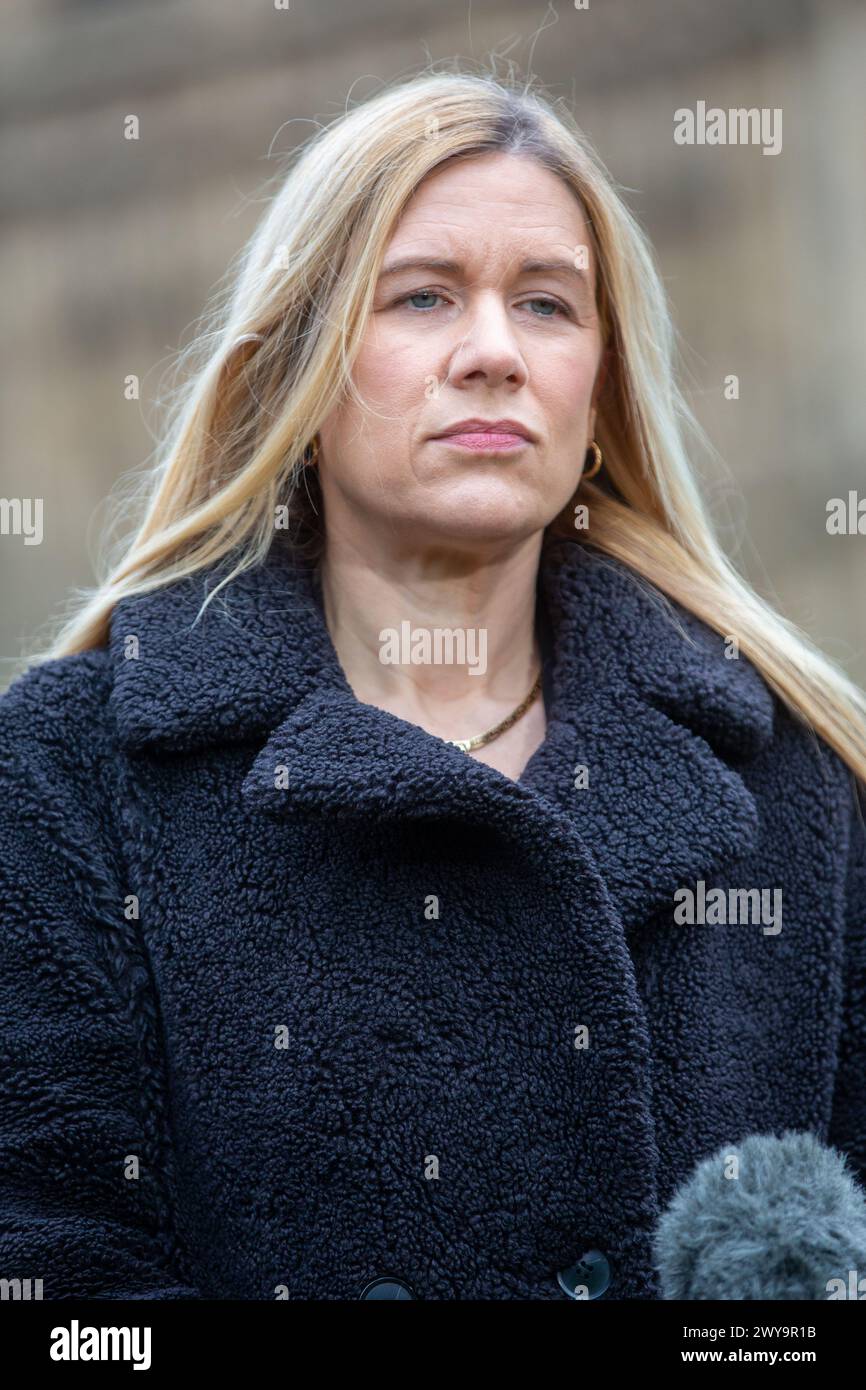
[{"x1": 433, "y1": 431, "x2": 530, "y2": 452}]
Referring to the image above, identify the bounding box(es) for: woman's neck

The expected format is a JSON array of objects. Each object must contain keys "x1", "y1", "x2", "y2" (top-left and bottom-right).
[{"x1": 315, "y1": 535, "x2": 546, "y2": 753}]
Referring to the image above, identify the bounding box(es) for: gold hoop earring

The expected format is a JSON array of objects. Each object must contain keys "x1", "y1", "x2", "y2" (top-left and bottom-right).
[
  {"x1": 304, "y1": 435, "x2": 320, "y2": 468},
  {"x1": 583, "y1": 439, "x2": 603, "y2": 481}
]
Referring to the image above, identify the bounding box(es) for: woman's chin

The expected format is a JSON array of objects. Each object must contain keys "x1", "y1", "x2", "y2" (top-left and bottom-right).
[
  {"x1": 406, "y1": 510, "x2": 545, "y2": 550},
  {"x1": 416, "y1": 482, "x2": 547, "y2": 535}
]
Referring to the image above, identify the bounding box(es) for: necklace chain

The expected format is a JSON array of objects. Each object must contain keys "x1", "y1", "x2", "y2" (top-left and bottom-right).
[{"x1": 445, "y1": 669, "x2": 544, "y2": 752}]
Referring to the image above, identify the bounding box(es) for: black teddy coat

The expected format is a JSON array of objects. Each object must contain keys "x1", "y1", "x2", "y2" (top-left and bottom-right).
[{"x1": 0, "y1": 536, "x2": 864, "y2": 1300}]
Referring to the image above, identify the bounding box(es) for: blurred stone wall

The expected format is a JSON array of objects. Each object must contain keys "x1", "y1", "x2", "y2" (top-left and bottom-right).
[{"x1": 1, "y1": 0, "x2": 864, "y2": 685}]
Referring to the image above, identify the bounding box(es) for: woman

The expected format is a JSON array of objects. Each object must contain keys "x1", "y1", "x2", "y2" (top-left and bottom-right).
[{"x1": 1, "y1": 68, "x2": 865, "y2": 1303}]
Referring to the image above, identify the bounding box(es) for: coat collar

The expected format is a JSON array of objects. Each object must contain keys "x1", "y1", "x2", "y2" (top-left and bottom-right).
[{"x1": 108, "y1": 535, "x2": 776, "y2": 922}]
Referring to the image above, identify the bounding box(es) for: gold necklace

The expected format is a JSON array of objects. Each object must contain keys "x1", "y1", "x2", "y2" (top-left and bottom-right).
[{"x1": 445, "y1": 669, "x2": 544, "y2": 752}]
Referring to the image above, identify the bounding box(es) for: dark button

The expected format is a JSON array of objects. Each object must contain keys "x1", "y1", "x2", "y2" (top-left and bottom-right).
[
  {"x1": 557, "y1": 1249, "x2": 611, "y2": 1300},
  {"x1": 359, "y1": 1275, "x2": 417, "y2": 1300}
]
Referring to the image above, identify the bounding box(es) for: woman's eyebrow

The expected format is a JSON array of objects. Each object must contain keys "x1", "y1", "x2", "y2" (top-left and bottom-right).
[
  {"x1": 378, "y1": 255, "x2": 591, "y2": 290},
  {"x1": 522, "y1": 258, "x2": 591, "y2": 283},
  {"x1": 379, "y1": 256, "x2": 462, "y2": 278}
]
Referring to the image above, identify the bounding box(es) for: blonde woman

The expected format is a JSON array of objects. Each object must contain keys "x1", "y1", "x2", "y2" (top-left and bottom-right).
[{"x1": 1, "y1": 68, "x2": 864, "y2": 1303}]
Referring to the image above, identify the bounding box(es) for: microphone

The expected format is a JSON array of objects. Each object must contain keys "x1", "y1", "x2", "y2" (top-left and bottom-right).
[{"x1": 653, "y1": 1130, "x2": 866, "y2": 1299}]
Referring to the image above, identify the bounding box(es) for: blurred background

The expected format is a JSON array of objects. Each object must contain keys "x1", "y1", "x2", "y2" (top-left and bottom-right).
[{"x1": 1, "y1": 0, "x2": 864, "y2": 688}]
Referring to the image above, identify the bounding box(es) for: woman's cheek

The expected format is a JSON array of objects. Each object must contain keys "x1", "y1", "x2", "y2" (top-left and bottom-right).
[
  {"x1": 539, "y1": 374, "x2": 598, "y2": 436},
  {"x1": 354, "y1": 342, "x2": 427, "y2": 404}
]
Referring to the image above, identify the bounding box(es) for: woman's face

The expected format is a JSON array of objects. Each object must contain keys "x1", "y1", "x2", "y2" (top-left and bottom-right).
[{"x1": 316, "y1": 151, "x2": 608, "y2": 558}]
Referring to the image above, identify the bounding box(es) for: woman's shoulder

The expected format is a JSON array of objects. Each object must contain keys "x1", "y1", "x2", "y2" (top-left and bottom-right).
[
  {"x1": 0, "y1": 648, "x2": 131, "y2": 969},
  {"x1": 643, "y1": 580, "x2": 862, "y2": 847},
  {"x1": 0, "y1": 647, "x2": 116, "y2": 797}
]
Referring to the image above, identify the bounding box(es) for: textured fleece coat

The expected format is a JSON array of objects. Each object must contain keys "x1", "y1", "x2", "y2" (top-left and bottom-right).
[{"x1": 0, "y1": 537, "x2": 864, "y2": 1301}]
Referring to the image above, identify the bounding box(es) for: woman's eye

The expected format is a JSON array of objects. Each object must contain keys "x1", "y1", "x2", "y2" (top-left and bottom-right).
[
  {"x1": 525, "y1": 297, "x2": 567, "y2": 318},
  {"x1": 403, "y1": 290, "x2": 444, "y2": 310},
  {"x1": 397, "y1": 290, "x2": 572, "y2": 318}
]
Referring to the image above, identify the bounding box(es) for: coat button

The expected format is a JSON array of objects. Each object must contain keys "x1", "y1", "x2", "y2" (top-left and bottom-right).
[
  {"x1": 556, "y1": 1249, "x2": 611, "y2": 1300},
  {"x1": 359, "y1": 1276, "x2": 417, "y2": 1300}
]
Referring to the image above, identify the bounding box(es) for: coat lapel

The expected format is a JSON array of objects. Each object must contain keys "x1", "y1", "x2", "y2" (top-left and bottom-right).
[
  {"x1": 525, "y1": 545, "x2": 777, "y2": 922},
  {"x1": 109, "y1": 536, "x2": 776, "y2": 924}
]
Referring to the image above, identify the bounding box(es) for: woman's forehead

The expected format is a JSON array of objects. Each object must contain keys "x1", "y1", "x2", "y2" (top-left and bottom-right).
[
  {"x1": 387, "y1": 156, "x2": 596, "y2": 275},
  {"x1": 402, "y1": 152, "x2": 588, "y2": 223},
  {"x1": 376, "y1": 246, "x2": 597, "y2": 310}
]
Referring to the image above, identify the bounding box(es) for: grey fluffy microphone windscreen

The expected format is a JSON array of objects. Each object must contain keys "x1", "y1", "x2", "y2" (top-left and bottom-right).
[{"x1": 653, "y1": 1130, "x2": 866, "y2": 1300}]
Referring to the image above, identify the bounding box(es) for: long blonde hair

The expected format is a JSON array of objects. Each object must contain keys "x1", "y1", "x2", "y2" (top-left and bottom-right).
[{"x1": 34, "y1": 63, "x2": 866, "y2": 784}]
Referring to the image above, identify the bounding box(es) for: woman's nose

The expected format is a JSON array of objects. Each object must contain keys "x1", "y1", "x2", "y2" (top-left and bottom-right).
[{"x1": 447, "y1": 294, "x2": 528, "y2": 391}]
